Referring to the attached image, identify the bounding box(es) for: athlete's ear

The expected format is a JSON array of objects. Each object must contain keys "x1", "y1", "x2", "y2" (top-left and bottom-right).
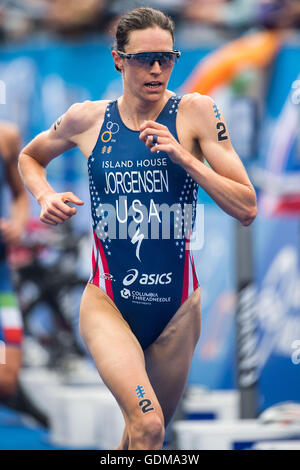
[{"x1": 112, "y1": 50, "x2": 123, "y2": 73}]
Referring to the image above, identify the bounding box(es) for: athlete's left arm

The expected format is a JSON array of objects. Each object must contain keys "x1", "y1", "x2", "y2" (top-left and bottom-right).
[
  {"x1": 139, "y1": 95, "x2": 257, "y2": 226},
  {"x1": 0, "y1": 124, "x2": 30, "y2": 244},
  {"x1": 187, "y1": 95, "x2": 257, "y2": 225}
]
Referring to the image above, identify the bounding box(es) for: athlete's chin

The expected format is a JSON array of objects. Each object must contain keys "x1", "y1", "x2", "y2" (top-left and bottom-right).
[{"x1": 142, "y1": 86, "x2": 165, "y2": 100}]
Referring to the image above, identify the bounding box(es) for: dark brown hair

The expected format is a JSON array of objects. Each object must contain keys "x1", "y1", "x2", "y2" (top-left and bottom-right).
[{"x1": 113, "y1": 7, "x2": 175, "y2": 72}]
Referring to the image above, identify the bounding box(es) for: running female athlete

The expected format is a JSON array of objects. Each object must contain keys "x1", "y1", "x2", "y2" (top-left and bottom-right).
[{"x1": 18, "y1": 8, "x2": 257, "y2": 450}]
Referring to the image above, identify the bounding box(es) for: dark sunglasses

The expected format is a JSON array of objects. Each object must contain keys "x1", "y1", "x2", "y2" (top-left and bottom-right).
[{"x1": 117, "y1": 50, "x2": 181, "y2": 67}]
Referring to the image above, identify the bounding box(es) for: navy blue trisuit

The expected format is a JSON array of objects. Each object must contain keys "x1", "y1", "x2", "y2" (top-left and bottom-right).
[{"x1": 87, "y1": 94, "x2": 199, "y2": 350}]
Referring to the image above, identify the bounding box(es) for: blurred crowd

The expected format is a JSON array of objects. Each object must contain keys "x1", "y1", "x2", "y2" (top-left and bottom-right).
[{"x1": 0, "y1": 0, "x2": 300, "y2": 43}]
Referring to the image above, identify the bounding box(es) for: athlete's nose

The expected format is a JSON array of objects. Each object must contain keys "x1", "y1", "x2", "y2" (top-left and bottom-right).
[{"x1": 150, "y1": 60, "x2": 162, "y2": 73}]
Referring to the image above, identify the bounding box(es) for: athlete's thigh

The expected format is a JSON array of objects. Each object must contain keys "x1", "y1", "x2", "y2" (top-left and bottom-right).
[
  {"x1": 79, "y1": 283, "x2": 164, "y2": 423},
  {"x1": 144, "y1": 286, "x2": 201, "y2": 425}
]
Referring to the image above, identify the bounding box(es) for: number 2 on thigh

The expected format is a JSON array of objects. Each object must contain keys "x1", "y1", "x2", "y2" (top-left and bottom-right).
[{"x1": 139, "y1": 399, "x2": 155, "y2": 414}]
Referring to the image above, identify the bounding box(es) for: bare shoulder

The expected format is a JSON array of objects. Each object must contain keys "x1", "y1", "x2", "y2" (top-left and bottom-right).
[
  {"x1": 180, "y1": 93, "x2": 215, "y2": 119},
  {"x1": 179, "y1": 93, "x2": 223, "y2": 139},
  {"x1": 52, "y1": 99, "x2": 110, "y2": 141}
]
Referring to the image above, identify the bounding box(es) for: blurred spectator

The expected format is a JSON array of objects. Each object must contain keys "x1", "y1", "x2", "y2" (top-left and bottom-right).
[
  {"x1": 0, "y1": 0, "x2": 48, "y2": 41},
  {"x1": 257, "y1": 0, "x2": 300, "y2": 29},
  {"x1": 0, "y1": 0, "x2": 109, "y2": 41},
  {"x1": 181, "y1": 0, "x2": 300, "y2": 31},
  {"x1": 181, "y1": 0, "x2": 259, "y2": 31},
  {"x1": 45, "y1": 0, "x2": 108, "y2": 37},
  {"x1": 0, "y1": 0, "x2": 300, "y2": 43}
]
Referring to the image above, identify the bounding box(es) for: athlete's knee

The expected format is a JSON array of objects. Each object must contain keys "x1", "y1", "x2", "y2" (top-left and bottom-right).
[{"x1": 130, "y1": 413, "x2": 165, "y2": 450}]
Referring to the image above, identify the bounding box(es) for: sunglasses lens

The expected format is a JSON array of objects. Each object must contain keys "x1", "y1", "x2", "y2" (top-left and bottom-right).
[
  {"x1": 159, "y1": 53, "x2": 175, "y2": 65},
  {"x1": 132, "y1": 52, "x2": 176, "y2": 66},
  {"x1": 138, "y1": 53, "x2": 151, "y2": 65}
]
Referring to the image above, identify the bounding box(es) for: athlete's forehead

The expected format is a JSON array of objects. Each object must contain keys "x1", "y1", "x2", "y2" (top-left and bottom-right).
[{"x1": 124, "y1": 27, "x2": 174, "y2": 54}]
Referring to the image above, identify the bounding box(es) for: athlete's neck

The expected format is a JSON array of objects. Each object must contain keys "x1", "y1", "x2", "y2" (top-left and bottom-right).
[{"x1": 118, "y1": 92, "x2": 172, "y2": 131}]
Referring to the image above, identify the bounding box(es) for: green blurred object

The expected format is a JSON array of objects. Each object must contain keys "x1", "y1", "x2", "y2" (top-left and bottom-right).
[{"x1": 231, "y1": 69, "x2": 258, "y2": 95}]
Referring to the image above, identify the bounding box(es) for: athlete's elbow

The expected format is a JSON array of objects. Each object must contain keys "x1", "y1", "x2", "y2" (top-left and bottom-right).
[
  {"x1": 18, "y1": 151, "x2": 30, "y2": 174},
  {"x1": 19, "y1": 149, "x2": 42, "y2": 168},
  {"x1": 18, "y1": 151, "x2": 39, "y2": 182},
  {"x1": 18, "y1": 151, "x2": 25, "y2": 170}
]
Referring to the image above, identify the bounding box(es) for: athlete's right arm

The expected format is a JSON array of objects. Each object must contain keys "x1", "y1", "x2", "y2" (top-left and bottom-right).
[{"x1": 18, "y1": 104, "x2": 85, "y2": 226}]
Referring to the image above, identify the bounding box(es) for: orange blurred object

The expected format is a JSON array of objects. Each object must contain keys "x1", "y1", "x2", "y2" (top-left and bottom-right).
[{"x1": 182, "y1": 31, "x2": 282, "y2": 95}]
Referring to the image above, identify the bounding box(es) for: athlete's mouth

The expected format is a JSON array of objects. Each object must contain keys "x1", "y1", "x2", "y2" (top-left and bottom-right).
[{"x1": 145, "y1": 81, "x2": 162, "y2": 89}]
